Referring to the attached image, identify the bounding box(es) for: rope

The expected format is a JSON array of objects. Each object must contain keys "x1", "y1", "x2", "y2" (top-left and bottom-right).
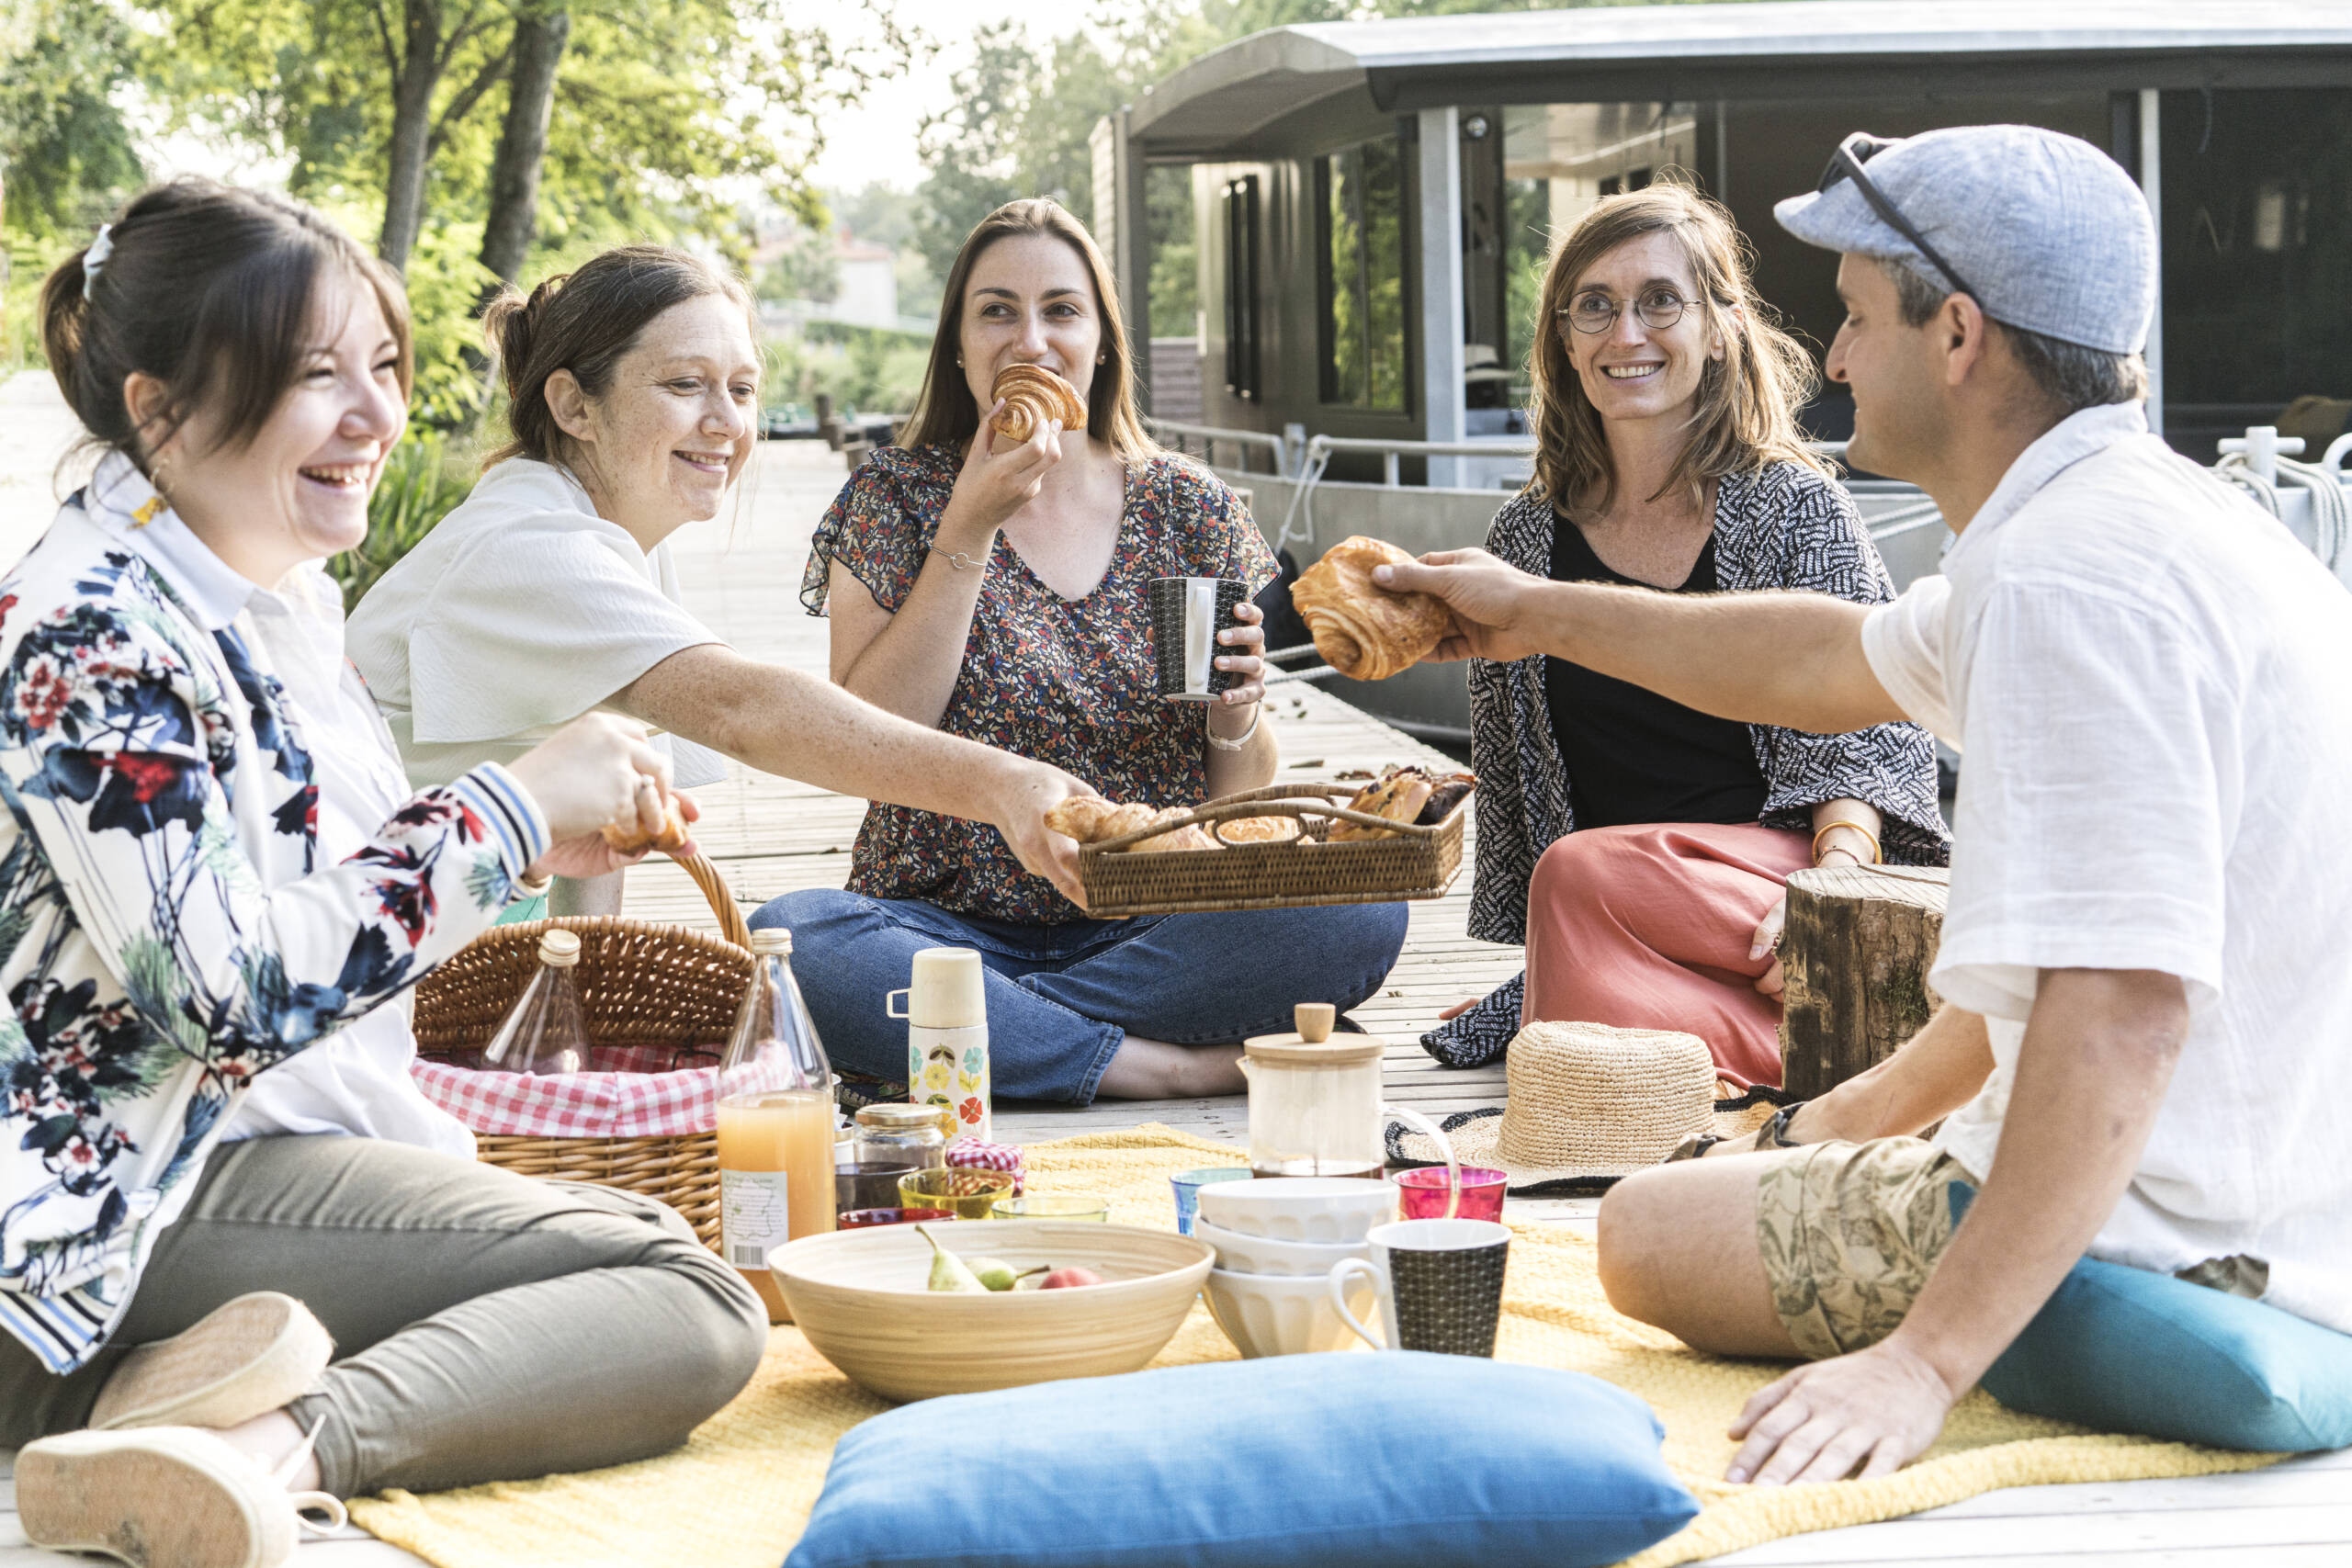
[
  {"x1": 1272, "y1": 440, "x2": 1332, "y2": 554},
  {"x1": 2213, "y1": 453, "x2": 2350, "y2": 572}
]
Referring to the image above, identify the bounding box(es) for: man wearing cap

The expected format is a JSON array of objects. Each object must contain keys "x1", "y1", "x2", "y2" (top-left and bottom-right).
[{"x1": 1376, "y1": 125, "x2": 2352, "y2": 1484}]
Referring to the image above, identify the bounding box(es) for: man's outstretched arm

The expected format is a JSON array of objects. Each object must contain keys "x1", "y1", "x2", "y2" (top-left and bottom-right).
[
  {"x1": 1725, "y1": 966, "x2": 2189, "y2": 1484},
  {"x1": 1374, "y1": 549, "x2": 1908, "y2": 736}
]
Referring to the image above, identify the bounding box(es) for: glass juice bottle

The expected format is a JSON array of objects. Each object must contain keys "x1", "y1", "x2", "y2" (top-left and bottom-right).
[
  {"x1": 716, "y1": 928, "x2": 836, "y2": 1322},
  {"x1": 479, "y1": 930, "x2": 591, "y2": 1074}
]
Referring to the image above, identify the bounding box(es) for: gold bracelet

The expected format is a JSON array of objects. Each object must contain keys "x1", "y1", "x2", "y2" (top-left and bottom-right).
[{"x1": 1810, "y1": 818, "x2": 1882, "y2": 865}]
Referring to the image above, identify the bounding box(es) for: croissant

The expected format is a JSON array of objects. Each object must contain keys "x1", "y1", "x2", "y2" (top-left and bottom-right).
[
  {"x1": 1216, "y1": 815, "x2": 1302, "y2": 844},
  {"x1": 1327, "y1": 766, "x2": 1476, "y2": 841},
  {"x1": 601, "y1": 797, "x2": 691, "y2": 855},
  {"x1": 1290, "y1": 536, "x2": 1451, "y2": 682},
  {"x1": 991, "y1": 364, "x2": 1088, "y2": 445}
]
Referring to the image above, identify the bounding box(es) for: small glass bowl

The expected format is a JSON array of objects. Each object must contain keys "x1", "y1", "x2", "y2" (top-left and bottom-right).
[
  {"x1": 990, "y1": 1192, "x2": 1110, "y2": 1223},
  {"x1": 898, "y1": 1167, "x2": 1020, "y2": 1221},
  {"x1": 838, "y1": 1206, "x2": 956, "y2": 1230},
  {"x1": 1169, "y1": 1167, "x2": 1253, "y2": 1236}
]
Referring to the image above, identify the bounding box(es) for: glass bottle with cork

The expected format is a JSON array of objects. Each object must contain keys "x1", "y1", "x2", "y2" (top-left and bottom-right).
[
  {"x1": 479, "y1": 929, "x2": 592, "y2": 1074},
  {"x1": 715, "y1": 927, "x2": 837, "y2": 1322}
]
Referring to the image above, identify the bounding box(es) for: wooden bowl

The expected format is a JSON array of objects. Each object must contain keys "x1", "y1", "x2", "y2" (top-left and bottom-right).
[{"x1": 770, "y1": 1220, "x2": 1214, "y2": 1402}]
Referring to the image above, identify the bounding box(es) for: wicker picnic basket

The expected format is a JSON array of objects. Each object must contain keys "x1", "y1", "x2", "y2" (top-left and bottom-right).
[
  {"x1": 412, "y1": 849, "x2": 755, "y2": 1248},
  {"x1": 1078, "y1": 782, "x2": 1469, "y2": 918}
]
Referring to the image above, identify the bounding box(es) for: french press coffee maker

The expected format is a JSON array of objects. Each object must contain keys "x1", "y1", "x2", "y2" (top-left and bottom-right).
[{"x1": 1240, "y1": 1003, "x2": 1459, "y2": 1214}]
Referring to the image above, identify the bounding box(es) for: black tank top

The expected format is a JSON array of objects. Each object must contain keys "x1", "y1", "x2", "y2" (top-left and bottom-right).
[{"x1": 1543, "y1": 519, "x2": 1768, "y2": 829}]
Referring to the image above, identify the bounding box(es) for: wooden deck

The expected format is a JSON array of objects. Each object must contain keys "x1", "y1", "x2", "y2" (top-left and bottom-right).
[{"x1": 0, "y1": 379, "x2": 2346, "y2": 1563}]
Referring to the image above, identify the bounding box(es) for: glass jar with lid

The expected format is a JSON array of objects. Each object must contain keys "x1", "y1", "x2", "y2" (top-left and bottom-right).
[{"x1": 853, "y1": 1103, "x2": 949, "y2": 1173}]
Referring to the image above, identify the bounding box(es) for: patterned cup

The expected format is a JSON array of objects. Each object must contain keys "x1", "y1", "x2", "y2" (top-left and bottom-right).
[
  {"x1": 1394, "y1": 1166, "x2": 1508, "y2": 1223},
  {"x1": 1148, "y1": 577, "x2": 1249, "y2": 702},
  {"x1": 1327, "y1": 1218, "x2": 1510, "y2": 1358}
]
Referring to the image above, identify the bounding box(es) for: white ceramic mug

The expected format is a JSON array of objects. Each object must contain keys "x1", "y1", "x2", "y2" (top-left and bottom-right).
[{"x1": 1327, "y1": 1218, "x2": 1510, "y2": 1358}]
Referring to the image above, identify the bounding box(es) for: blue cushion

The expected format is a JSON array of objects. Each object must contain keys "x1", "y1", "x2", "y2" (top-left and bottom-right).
[
  {"x1": 1951, "y1": 1188, "x2": 2352, "y2": 1450},
  {"x1": 786, "y1": 1352, "x2": 1697, "y2": 1568}
]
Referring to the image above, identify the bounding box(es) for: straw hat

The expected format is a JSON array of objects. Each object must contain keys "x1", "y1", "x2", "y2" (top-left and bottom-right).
[{"x1": 1391, "y1": 1021, "x2": 1785, "y2": 1194}]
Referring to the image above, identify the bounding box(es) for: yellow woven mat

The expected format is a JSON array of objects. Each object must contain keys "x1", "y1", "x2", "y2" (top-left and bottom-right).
[{"x1": 350, "y1": 1123, "x2": 2276, "y2": 1568}]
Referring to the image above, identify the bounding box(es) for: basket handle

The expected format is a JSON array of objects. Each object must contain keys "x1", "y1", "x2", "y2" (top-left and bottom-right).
[
  {"x1": 666, "y1": 846, "x2": 752, "y2": 950},
  {"x1": 1085, "y1": 787, "x2": 1444, "y2": 853}
]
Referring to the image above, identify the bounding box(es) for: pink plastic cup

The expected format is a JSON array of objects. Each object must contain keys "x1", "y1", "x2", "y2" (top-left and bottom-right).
[{"x1": 1393, "y1": 1166, "x2": 1507, "y2": 1222}]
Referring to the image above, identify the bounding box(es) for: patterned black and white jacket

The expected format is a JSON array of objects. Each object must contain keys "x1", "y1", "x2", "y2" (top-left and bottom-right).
[{"x1": 1422, "y1": 460, "x2": 1951, "y2": 1069}]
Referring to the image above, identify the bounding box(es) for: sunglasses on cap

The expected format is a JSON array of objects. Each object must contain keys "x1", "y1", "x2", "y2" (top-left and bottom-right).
[{"x1": 1816, "y1": 132, "x2": 1983, "y2": 307}]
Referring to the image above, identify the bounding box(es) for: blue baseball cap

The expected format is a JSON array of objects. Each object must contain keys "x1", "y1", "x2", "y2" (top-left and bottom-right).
[{"x1": 1773, "y1": 124, "x2": 2155, "y2": 356}]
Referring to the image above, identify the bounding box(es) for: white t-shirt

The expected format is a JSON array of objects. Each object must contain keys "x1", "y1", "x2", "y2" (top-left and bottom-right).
[
  {"x1": 1860, "y1": 400, "x2": 2352, "y2": 1335},
  {"x1": 112, "y1": 509, "x2": 475, "y2": 1157},
  {"x1": 345, "y1": 457, "x2": 728, "y2": 790}
]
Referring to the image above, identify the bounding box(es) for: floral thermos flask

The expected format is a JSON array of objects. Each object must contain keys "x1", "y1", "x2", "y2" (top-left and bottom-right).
[{"x1": 888, "y1": 947, "x2": 989, "y2": 1144}]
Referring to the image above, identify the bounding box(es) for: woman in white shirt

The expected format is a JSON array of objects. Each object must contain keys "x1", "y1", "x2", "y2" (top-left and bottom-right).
[{"x1": 346, "y1": 245, "x2": 1089, "y2": 917}]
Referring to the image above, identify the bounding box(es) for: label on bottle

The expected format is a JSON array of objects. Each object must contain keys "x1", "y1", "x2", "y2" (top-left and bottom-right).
[{"x1": 720, "y1": 1169, "x2": 791, "y2": 1270}]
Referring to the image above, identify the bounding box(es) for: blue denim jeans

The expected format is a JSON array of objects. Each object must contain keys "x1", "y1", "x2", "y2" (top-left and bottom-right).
[{"x1": 747, "y1": 889, "x2": 1410, "y2": 1104}]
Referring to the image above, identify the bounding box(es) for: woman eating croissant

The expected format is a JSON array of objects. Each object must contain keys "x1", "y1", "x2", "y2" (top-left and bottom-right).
[
  {"x1": 759, "y1": 198, "x2": 1408, "y2": 1103},
  {"x1": 1423, "y1": 181, "x2": 1946, "y2": 1088}
]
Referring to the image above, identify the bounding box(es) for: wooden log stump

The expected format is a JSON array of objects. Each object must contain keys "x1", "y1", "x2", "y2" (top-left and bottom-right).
[{"x1": 1778, "y1": 863, "x2": 1950, "y2": 1098}]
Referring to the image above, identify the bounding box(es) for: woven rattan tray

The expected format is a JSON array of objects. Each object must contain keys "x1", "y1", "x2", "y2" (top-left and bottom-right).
[
  {"x1": 1078, "y1": 783, "x2": 1467, "y2": 918},
  {"x1": 413, "y1": 848, "x2": 753, "y2": 1248}
]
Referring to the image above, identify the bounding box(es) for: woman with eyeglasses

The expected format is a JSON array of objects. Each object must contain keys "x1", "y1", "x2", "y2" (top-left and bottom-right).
[{"x1": 1421, "y1": 180, "x2": 1947, "y2": 1089}]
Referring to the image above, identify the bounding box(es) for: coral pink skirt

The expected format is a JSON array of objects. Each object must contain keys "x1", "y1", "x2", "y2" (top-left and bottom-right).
[{"x1": 1520, "y1": 822, "x2": 1813, "y2": 1089}]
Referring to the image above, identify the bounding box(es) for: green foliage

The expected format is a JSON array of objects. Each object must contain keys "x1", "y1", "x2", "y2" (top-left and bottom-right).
[
  {"x1": 329, "y1": 431, "x2": 481, "y2": 611},
  {"x1": 766, "y1": 321, "x2": 929, "y2": 414},
  {"x1": 0, "y1": 0, "x2": 144, "y2": 240}
]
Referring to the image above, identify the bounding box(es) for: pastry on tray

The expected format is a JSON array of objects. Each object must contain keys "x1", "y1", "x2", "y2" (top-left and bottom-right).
[
  {"x1": 1044, "y1": 797, "x2": 1213, "y2": 853},
  {"x1": 601, "y1": 798, "x2": 692, "y2": 855},
  {"x1": 1327, "y1": 765, "x2": 1477, "y2": 841},
  {"x1": 1290, "y1": 536, "x2": 1452, "y2": 682},
  {"x1": 990, "y1": 364, "x2": 1088, "y2": 445}
]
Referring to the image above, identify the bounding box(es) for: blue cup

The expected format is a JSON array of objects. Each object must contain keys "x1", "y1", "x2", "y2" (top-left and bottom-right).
[{"x1": 1170, "y1": 1167, "x2": 1254, "y2": 1235}]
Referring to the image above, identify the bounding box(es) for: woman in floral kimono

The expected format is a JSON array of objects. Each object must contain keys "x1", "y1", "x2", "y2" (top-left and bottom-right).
[{"x1": 0, "y1": 180, "x2": 768, "y2": 1566}]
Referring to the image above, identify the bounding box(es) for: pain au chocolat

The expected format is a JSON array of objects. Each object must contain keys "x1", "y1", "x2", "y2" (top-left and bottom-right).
[
  {"x1": 1290, "y1": 536, "x2": 1451, "y2": 682},
  {"x1": 990, "y1": 364, "x2": 1088, "y2": 445}
]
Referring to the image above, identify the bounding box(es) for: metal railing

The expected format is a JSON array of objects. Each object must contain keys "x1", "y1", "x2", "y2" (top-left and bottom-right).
[{"x1": 1148, "y1": 419, "x2": 1296, "y2": 478}]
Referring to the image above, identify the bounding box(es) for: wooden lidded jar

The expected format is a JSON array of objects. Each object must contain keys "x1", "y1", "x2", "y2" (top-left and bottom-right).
[{"x1": 1239, "y1": 1003, "x2": 1389, "y2": 1181}]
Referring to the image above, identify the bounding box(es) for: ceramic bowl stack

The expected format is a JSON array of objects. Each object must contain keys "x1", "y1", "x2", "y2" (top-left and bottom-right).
[{"x1": 1193, "y1": 1179, "x2": 1397, "y2": 1357}]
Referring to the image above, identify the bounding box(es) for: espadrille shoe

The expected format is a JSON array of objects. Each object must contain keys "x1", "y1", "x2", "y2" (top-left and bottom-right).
[
  {"x1": 91, "y1": 1292, "x2": 333, "y2": 1431},
  {"x1": 15, "y1": 1425, "x2": 347, "y2": 1568}
]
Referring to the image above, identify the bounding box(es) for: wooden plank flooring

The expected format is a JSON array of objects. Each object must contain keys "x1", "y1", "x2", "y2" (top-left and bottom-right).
[{"x1": 0, "y1": 390, "x2": 2344, "y2": 1563}]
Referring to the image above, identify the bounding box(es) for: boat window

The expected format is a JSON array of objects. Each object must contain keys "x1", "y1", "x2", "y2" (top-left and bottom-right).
[
  {"x1": 2158, "y1": 85, "x2": 2352, "y2": 461},
  {"x1": 1317, "y1": 135, "x2": 1408, "y2": 411},
  {"x1": 1223, "y1": 175, "x2": 1261, "y2": 404}
]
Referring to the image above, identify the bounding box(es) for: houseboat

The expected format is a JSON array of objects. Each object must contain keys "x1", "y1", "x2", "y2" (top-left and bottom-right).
[{"x1": 1091, "y1": 1, "x2": 2352, "y2": 738}]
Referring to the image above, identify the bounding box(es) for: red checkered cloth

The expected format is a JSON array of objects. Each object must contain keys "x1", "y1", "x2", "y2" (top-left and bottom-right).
[
  {"x1": 946, "y1": 1136, "x2": 1025, "y2": 1195},
  {"x1": 412, "y1": 1045, "x2": 803, "y2": 1139}
]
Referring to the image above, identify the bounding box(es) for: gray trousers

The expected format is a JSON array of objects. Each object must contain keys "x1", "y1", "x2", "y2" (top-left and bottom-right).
[{"x1": 0, "y1": 1134, "x2": 768, "y2": 1497}]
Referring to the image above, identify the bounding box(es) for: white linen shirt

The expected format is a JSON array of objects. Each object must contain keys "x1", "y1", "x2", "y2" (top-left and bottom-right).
[
  {"x1": 109, "y1": 510, "x2": 474, "y2": 1157},
  {"x1": 345, "y1": 457, "x2": 727, "y2": 790},
  {"x1": 1860, "y1": 400, "x2": 2352, "y2": 1335}
]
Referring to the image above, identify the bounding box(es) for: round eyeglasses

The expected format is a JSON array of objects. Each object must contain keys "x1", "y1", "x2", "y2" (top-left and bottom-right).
[{"x1": 1558, "y1": 287, "x2": 1691, "y2": 334}]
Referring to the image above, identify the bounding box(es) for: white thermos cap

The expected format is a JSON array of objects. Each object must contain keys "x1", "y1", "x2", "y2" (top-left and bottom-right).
[{"x1": 904, "y1": 946, "x2": 986, "y2": 1029}]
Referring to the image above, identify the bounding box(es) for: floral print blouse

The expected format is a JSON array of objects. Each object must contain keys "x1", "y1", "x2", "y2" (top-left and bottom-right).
[
  {"x1": 801, "y1": 444, "x2": 1275, "y2": 925},
  {"x1": 0, "y1": 456, "x2": 548, "y2": 1373}
]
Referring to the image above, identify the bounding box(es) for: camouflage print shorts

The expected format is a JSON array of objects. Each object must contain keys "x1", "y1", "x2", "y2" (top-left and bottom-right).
[{"x1": 1754, "y1": 1137, "x2": 1976, "y2": 1362}]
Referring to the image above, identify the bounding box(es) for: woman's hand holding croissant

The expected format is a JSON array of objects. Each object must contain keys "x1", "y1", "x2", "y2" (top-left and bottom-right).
[{"x1": 940, "y1": 401, "x2": 1063, "y2": 552}]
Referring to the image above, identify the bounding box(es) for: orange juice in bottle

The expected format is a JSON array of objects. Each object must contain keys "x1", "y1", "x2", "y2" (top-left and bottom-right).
[{"x1": 716, "y1": 928, "x2": 836, "y2": 1321}]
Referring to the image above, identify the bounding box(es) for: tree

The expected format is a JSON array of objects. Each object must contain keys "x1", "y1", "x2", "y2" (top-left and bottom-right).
[
  {"x1": 0, "y1": 0, "x2": 142, "y2": 237},
  {"x1": 479, "y1": 3, "x2": 569, "y2": 288}
]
